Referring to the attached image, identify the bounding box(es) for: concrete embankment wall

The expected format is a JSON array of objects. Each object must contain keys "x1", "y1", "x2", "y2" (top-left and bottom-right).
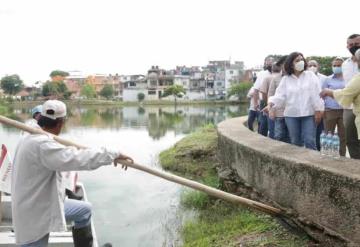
[{"x1": 217, "y1": 116, "x2": 360, "y2": 245}]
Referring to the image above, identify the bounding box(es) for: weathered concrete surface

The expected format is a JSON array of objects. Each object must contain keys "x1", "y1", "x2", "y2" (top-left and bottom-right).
[{"x1": 217, "y1": 116, "x2": 360, "y2": 245}]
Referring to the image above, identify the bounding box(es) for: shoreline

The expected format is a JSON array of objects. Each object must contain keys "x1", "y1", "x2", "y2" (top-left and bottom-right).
[
  {"x1": 4, "y1": 99, "x2": 245, "y2": 107},
  {"x1": 159, "y1": 125, "x2": 311, "y2": 246}
]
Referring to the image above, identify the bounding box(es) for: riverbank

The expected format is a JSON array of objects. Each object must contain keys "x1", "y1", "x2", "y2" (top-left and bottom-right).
[
  {"x1": 7, "y1": 99, "x2": 244, "y2": 107},
  {"x1": 159, "y1": 125, "x2": 312, "y2": 247}
]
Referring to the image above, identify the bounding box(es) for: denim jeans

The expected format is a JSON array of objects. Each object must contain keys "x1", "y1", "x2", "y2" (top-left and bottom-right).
[
  {"x1": 274, "y1": 117, "x2": 290, "y2": 143},
  {"x1": 285, "y1": 116, "x2": 316, "y2": 150},
  {"x1": 64, "y1": 198, "x2": 92, "y2": 229},
  {"x1": 258, "y1": 100, "x2": 268, "y2": 136},
  {"x1": 21, "y1": 199, "x2": 92, "y2": 246},
  {"x1": 315, "y1": 119, "x2": 324, "y2": 151},
  {"x1": 258, "y1": 112, "x2": 268, "y2": 136},
  {"x1": 268, "y1": 117, "x2": 275, "y2": 139},
  {"x1": 247, "y1": 110, "x2": 259, "y2": 131}
]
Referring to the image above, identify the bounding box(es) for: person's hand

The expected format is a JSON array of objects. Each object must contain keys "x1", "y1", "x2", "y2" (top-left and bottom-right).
[
  {"x1": 114, "y1": 154, "x2": 134, "y2": 170},
  {"x1": 320, "y1": 89, "x2": 333, "y2": 98},
  {"x1": 315, "y1": 111, "x2": 322, "y2": 125},
  {"x1": 261, "y1": 105, "x2": 269, "y2": 114}
]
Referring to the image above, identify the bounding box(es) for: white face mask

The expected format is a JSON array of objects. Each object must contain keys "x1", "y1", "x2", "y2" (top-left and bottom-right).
[
  {"x1": 294, "y1": 60, "x2": 305, "y2": 72},
  {"x1": 308, "y1": 66, "x2": 317, "y2": 73}
]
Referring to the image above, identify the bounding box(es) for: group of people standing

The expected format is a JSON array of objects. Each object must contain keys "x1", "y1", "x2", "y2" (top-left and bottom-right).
[{"x1": 247, "y1": 34, "x2": 360, "y2": 159}]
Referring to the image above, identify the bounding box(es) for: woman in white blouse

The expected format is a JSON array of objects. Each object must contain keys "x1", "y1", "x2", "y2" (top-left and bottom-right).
[{"x1": 266, "y1": 52, "x2": 324, "y2": 150}]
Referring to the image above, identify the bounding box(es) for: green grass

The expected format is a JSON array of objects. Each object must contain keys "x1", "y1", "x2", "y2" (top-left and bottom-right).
[
  {"x1": 159, "y1": 124, "x2": 218, "y2": 179},
  {"x1": 159, "y1": 125, "x2": 310, "y2": 247},
  {"x1": 181, "y1": 200, "x2": 309, "y2": 247},
  {"x1": 0, "y1": 100, "x2": 9, "y2": 115}
]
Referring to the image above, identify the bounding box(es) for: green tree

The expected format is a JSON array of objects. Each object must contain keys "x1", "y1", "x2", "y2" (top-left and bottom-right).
[
  {"x1": 227, "y1": 82, "x2": 252, "y2": 102},
  {"x1": 137, "y1": 92, "x2": 145, "y2": 102},
  {"x1": 42, "y1": 81, "x2": 71, "y2": 99},
  {"x1": 99, "y1": 84, "x2": 114, "y2": 99},
  {"x1": 49, "y1": 70, "x2": 70, "y2": 78},
  {"x1": 162, "y1": 85, "x2": 186, "y2": 105},
  {"x1": 81, "y1": 83, "x2": 96, "y2": 99},
  {"x1": 0, "y1": 74, "x2": 24, "y2": 95}
]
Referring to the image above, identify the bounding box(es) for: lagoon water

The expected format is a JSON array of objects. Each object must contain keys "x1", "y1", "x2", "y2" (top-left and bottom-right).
[{"x1": 0, "y1": 104, "x2": 246, "y2": 246}]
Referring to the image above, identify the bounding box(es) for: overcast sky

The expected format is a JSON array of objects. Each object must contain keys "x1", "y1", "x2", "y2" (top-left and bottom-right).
[{"x1": 0, "y1": 0, "x2": 359, "y2": 85}]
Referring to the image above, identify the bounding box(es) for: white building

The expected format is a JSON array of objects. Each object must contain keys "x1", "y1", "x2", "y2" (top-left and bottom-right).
[{"x1": 174, "y1": 75, "x2": 190, "y2": 89}]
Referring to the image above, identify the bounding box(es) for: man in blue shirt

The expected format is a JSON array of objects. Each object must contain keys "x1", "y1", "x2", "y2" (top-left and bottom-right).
[{"x1": 322, "y1": 57, "x2": 346, "y2": 156}]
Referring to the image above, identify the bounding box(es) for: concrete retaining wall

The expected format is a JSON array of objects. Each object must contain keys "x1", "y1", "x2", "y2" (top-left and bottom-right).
[{"x1": 217, "y1": 116, "x2": 360, "y2": 245}]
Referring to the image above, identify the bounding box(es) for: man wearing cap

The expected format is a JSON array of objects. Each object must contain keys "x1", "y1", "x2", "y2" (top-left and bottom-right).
[
  {"x1": 26, "y1": 105, "x2": 43, "y2": 129},
  {"x1": 32, "y1": 105, "x2": 42, "y2": 120},
  {"x1": 12, "y1": 100, "x2": 133, "y2": 247},
  {"x1": 27, "y1": 104, "x2": 83, "y2": 201}
]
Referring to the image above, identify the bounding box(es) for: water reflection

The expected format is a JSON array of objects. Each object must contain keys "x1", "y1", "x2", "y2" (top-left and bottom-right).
[{"x1": 61, "y1": 105, "x2": 245, "y2": 140}]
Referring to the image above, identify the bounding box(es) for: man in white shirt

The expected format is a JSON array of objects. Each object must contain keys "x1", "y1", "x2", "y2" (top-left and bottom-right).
[
  {"x1": 253, "y1": 56, "x2": 274, "y2": 136},
  {"x1": 307, "y1": 60, "x2": 327, "y2": 151},
  {"x1": 342, "y1": 34, "x2": 360, "y2": 159},
  {"x1": 12, "y1": 100, "x2": 133, "y2": 247}
]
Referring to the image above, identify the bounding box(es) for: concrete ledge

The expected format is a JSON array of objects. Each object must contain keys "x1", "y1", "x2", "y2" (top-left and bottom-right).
[{"x1": 217, "y1": 116, "x2": 360, "y2": 245}]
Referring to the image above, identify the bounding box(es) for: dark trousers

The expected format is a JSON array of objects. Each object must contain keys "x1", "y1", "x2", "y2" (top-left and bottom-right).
[
  {"x1": 274, "y1": 117, "x2": 290, "y2": 143},
  {"x1": 268, "y1": 117, "x2": 275, "y2": 139},
  {"x1": 315, "y1": 119, "x2": 324, "y2": 151},
  {"x1": 258, "y1": 100, "x2": 268, "y2": 136},
  {"x1": 343, "y1": 109, "x2": 360, "y2": 159},
  {"x1": 247, "y1": 110, "x2": 259, "y2": 131}
]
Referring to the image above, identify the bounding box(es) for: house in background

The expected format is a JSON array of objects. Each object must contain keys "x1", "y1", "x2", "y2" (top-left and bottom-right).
[
  {"x1": 147, "y1": 66, "x2": 174, "y2": 100},
  {"x1": 225, "y1": 61, "x2": 244, "y2": 90},
  {"x1": 64, "y1": 71, "x2": 86, "y2": 98},
  {"x1": 15, "y1": 86, "x2": 41, "y2": 101},
  {"x1": 202, "y1": 60, "x2": 228, "y2": 100},
  {"x1": 122, "y1": 74, "x2": 147, "y2": 101}
]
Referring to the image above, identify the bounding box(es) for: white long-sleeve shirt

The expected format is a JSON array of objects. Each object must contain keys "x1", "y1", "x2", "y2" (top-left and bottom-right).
[
  {"x1": 11, "y1": 133, "x2": 120, "y2": 245},
  {"x1": 342, "y1": 58, "x2": 359, "y2": 84},
  {"x1": 342, "y1": 57, "x2": 359, "y2": 110},
  {"x1": 268, "y1": 71, "x2": 324, "y2": 117}
]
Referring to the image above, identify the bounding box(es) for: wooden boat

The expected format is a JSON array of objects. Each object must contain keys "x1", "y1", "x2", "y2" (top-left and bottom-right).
[{"x1": 0, "y1": 183, "x2": 99, "y2": 247}]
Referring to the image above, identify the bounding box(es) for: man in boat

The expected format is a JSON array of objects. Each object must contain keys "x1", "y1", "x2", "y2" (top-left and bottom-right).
[
  {"x1": 30, "y1": 104, "x2": 83, "y2": 201},
  {"x1": 11, "y1": 100, "x2": 133, "y2": 247}
]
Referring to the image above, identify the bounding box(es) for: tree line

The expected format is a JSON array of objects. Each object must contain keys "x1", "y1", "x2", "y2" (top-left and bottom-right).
[{"x1": 0, "y1": 70, "x2": 115, "y2": 100}]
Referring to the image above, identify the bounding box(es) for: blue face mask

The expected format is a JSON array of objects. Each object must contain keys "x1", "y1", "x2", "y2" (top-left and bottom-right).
[{"x1": 332, "y1": 66, "x2": 342, "y2": 74}]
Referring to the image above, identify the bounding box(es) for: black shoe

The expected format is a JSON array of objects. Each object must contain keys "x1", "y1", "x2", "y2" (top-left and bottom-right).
[
  {"x1": 101, "y1": 244, "x2": 112, "y2": 247},
  {"x1": 72, "y1": 225, "x2": 93, "y2": 247},
  {"x1": 66, "y1": 189, "x2": 83, "y2": 200}
]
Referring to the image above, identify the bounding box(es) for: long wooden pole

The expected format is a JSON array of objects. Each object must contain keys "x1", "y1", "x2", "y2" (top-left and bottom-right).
[{"x1": 0, "y1": 115, "x2": 282, "y2": 216}]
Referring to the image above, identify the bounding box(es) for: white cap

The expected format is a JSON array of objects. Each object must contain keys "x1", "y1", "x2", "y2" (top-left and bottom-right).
[{"x1": 41, "y1": 100, "x2": 67, "y2": 120}]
